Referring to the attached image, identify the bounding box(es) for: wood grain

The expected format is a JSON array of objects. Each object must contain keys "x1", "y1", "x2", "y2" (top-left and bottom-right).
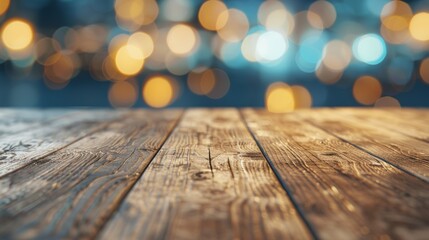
[
  {"x1": 0, "y1": 110, "x2": 182, "y2": 239},
  {"x1": 334, "y1": 108, "x2": 429, "y2": 143},
  {"x1": 0, "y1": 109, "x2": 68, "y2": 136},
  {"x1": 242, "y1": 109, "x2": 429, "y2": 240},
  {"x1": 297, "y1": 108, "x2": 429, "y2": 181},
  {"x1": 99, "y1": 109, "x2": 312, "y2": 240},
  {"x1": 0, "y1": 110, "x2": 122, "y2": 177}
]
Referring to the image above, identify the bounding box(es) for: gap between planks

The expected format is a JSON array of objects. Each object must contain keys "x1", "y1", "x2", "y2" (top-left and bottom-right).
[{"x1": 97, "y1": 108, "x2": 313, "y2": 240}]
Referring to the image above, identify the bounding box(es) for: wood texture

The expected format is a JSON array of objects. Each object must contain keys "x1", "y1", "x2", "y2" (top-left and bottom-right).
[
  {"x1": 99, "y1": 109, "x2": 312, "y2": 240},
  {"x1": 242, "y1": 109, "x2": 429, "y2": 240},
  {"x1": 0, "y1": 110, "x2": 122, "y2": 177},
  {"x1": 335, "y1": 108, "x2": 429, "y2": 143},
  {"x1": 0, "y1": 109, "x2": 69, "y2": 136},
  {"x1": 0, "y1": 108, "x2": 428, "y2": 240},
  {"x1": 296, "y1": 108, "x2": 429, "y2": 181},
  {"x1": 0, "y1": 110, "x2": 182, "y2": 239}
]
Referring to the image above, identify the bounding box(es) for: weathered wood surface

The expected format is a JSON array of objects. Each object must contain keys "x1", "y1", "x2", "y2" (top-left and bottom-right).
[
  {"x1": 335, "y1": 108, "x2": 429, "y2": 143},
  {"x1": 0, "y1": 108, "x2": 428, "y2": 240},
  {"x1": 295, "y1": 108, "x2": 429, "y2": 181},
  {"x1": 100, "y1": 109, "x2": 312, "y2": 240},
  {"x1": 0, "y1": 109, "x2": 68, "y2": 136},
  {"x1": 242, "y1": 109, "x2": 429, "y2": 240},
  {"x1": 0, "y1": 110, "x2": 182, "y2": 239},
  {"x1": 0, "y1": 110, "x2": 123, "y2": 177}
]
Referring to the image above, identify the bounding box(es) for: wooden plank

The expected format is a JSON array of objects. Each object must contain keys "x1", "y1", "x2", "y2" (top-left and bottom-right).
[
  {"x1": 297, "y1": 108, "x2": 429, "y2": 181},
  {"x1": 0, "y1": 110, "x2": 123, "y2": 177},
  {"x1": 0, "y1": 109, "x2": 183, "y2": 239},
  {"x1": 242, "y1": 109, "x2": 429, "y2": 240},
  {"x1": 99, "y1": 109, "x2": 312, "y2": 240},
  {"x1": 0, "y1": 109, "x2": 69, "y2": 136},
  {"x1": 334, "y1": 108, "x2": 429, "y2": 143}
]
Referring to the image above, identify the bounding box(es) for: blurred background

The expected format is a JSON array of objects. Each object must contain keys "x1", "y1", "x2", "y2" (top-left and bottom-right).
[{"x1": 0, "y1": 0, "x2": 428, "y2": 111}]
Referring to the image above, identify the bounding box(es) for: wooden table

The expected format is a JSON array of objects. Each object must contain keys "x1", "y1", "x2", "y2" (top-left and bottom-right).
[{"x1": 0, "y1": 108, "x2": 428, "y2": 240}]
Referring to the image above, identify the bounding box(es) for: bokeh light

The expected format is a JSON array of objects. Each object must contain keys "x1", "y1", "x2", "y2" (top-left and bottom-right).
[
  {"x1": 188, "y1": 67, "x2": 214, "y2": 95},
  {"x1": 161, "y1": 0, "x2": 193, "y2": 22},
  {"x1": 241, "y1": 32, "x2": 260, "y2": 62},
  {"x1": 167, "y1": 24, "x2": 198, "y2": 55},
  {"x1": 409, "y1": 12, "x2": 429, "y2": 41},
  {"x1": 0, "y1": 0, "x2": 10, "y2": 16},
  {"x1": 115, "y1": 0, "x2": 158, "y2": 31},
  {"x1": 353, "y1": 34, "x2": 387, "y2": 65},
  {"x1": 188, "y1": 68, "x2": 230, "y2": 99},
  {"x1": 265, "y1": 82, "x2": 295, "y2": 113},
  {"x1": 115, "y1": 44, "x2": 145, "y2": 76},
  {"x1": 108, "y1": 80, "x2": 138, "y2": 108},
  {"x1": 420, "y1": 58, "x2": 429, "y2": 84},
  {"x1": 322, "y1": 40, "x2": 352, "y2": 71},
  {"x1": 128, "y1": 32, "x2": 154, "y2": 59},
  {"x1": 217, "y1": 9, "x2": 249, "y2": 42},
  {"x1": 0, "y1": 0, "x2": 428, "y2": 109},
  {"x1": 1, "y1": 19, "x2": 34, "y2": 51},
  {"x1": 259, "y1": 1, "x2": 295, "y2": 37},
  {"x1": 374, "y1": 96, "x2": 401, "y2": 108},
  {"x1": 143, "y1": 75, "x2": 176, "y2": 108},
  {"x1": 291, "y1": 85, "x2": 312, "y2": 109},
  {"x1": 353, "y1": 76, "x2": 382, "y2": 105},
  {"x1": 198, "y1": 0, "x2": 228, "y2": 31},
  {"x1": 381, "y1": 1, "x2": 412, "y2": 32},
  {"x1": 308, "y1": 1, "x2": 336, "y2": 29},
  {"x1": 256, "y1": 31, "x2": 288, "y2": 61},
  {"x1": 44, "y1": 51, "x2": 80, "y2": 89}
]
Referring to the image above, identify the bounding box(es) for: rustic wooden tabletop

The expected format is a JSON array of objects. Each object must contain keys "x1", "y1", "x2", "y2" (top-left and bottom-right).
[{"x1": 0, "y1": 108, "x2": 428, "y2": 240}]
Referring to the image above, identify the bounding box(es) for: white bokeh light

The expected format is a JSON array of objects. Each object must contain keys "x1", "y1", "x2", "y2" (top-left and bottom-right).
[{"x1": 256, "y1": 31, "x2": 288, "y2": 61}]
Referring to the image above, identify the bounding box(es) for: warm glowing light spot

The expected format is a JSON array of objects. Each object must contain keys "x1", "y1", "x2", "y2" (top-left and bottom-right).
[
  {"x1": 316, "y1": 63, "x2": 343, "y2": 85},
  {"x1": 0, "y1": 0, "x2": 10, "y2": 16},
  {"x1": 291, "y1": 85, "x2": 312, "y2": 109},
  {"x1": 207, "y1": 68, "x2": 230, "y2": 99},
  {"x1": 217, "y1": 9, "x2": 249, "y2": 42},
  {"x1": 258, "y1": 0, "x2": 284, "y2": 24},
  {"x1": 115, "y1": 44, "x2": 145, "y2": 76},
  {"x1": 322, "y1": 40, "x2": 352, "y2": 71},
  {"x1": 308, "y1": 1, "x2": 336, "y2": 29},
  {"x1": 256, "y1": 31, "x2": 288, "y2": 61},
  {"x1": 420, "y1": 58, "x2": 429, "y2": 84},
  {"x1": 187, "y1": 67, "x2": 217, "y2": 95},
  {"x1": 167, "y1": 24, "x2": 197, "y2": 55},
  {"x1": 374, "y1": 96, "x2": 401, "y2": 108},
  {"x1": 409, "y1": 12, "x2": 429, "y2": 41},
  {"x1": 265, "y1": 82, "x2": 295, "y2": 113},
  {"x1": 198, "y1": 0, "x2": 228, "y2": 31},
  {"x1": 353, "y1": 76, "x2": 382, "y2": 105},
  {"x1": 381, "y1": 1, "x2": 412, "y2": 32},
  {"x1": 109, "y1": 81, "x2": 137, "y2": 108},
  {"x1": 1, "y1": 19, "x2": 34, "y2": 51},
  {"x1": 44, "y1": 52, "x2": 80, "y2": 89},
  {"x1": 143, "y1": 76, "x2": 175, "y2": 108},
  {"x1": 352, "y1": 34, "x2": 387, "y2": 65},
  {"x1": 128, "y1": 32, "x2": 154, "y2": 58},
  {"x1": 264, "y1": 8, "x2": 294, "y2": 36},
  {"x1": 384, "y1": 15, "x2": 409, "y2": 31},
  {"x1": 115, "y1": 0, "x2": 159, "y2": 30},
  {"x1": 241, "y1": 33, "x2": 260, "y2": 62},
  {"x1": 76, "y1": 25, "x2": 107, "y2": 53},
  {"x1": 380, "y1": 23, "x2": 409, "y2": 45}
]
